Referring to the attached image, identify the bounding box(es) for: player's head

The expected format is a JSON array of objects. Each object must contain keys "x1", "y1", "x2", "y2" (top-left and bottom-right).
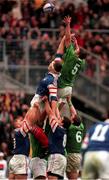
[
  {"x1": 71, "y1": 33, "x2": 76, "y2": 43},
  {"x1": 62, "y1": 116, "x2": 71, "y2": 130},
  {"x1": 48, "y1": 61, "x2": 62, "y2": 74},
  {"x1": 73, "y1": 114, "x2": 82, "y2": 126},
  {"x1": 14, "y1": 116, "x2": 23, "y2": 128}
]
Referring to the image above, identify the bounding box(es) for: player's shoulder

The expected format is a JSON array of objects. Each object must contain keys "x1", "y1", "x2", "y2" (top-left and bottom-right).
[
  {"x1": 45, "y1": 73, "x2": 54, "y2": 80},
  {"x1": 54, "y1": 125, "x2": 66, "y2": 135},
  {"x1": 88, "y1": 122, "x2": 104, "y2": 135},
  {"x1": 66, "y1": 44, "x2": 74, "y2": 51},
  {"x1": 42, "y1": 73, "x2": 54, "y2": 84}
]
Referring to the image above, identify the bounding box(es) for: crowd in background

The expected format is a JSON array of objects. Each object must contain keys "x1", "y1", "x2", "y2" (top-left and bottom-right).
[
  {"x1": 0, "y1": 0, "x2": 109, "y2": 177},
  {"x1": 0, "y1": 0, "x2": 109, "y2": 86},
  {"x1": 0, "y1": 92, "x2": 28, "y2": 159}
]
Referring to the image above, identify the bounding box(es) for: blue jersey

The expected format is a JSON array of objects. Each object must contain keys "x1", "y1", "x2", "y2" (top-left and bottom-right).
[
  {"x1": 82, "y1": 122, "x2": 109, "y2": 154},
  {"x1": 12, "y1": 129, "x2": 30, "y2": 156},
  {"x1": 36, "y1": 73, "x2": 59, "y2": 101},
  {"x1": 48, "y1": 116, "x2": 67, "y2": 155}
]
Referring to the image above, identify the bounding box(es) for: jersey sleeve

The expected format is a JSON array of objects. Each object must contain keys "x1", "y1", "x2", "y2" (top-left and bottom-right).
[
  {"x1": 48, "y1": 84, "x2": 57, "y2": 101},
  {"x1": 49, "y1": 116, "x2": 59, "y2": 133},
  {"x1": 47, "y1": 74, "x2": 58, "y2": 102}
]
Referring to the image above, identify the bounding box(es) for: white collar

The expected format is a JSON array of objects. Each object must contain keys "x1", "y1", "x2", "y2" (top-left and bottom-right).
[{"x1": 48, "y1": 72, "x2": 60, "y2": 79}]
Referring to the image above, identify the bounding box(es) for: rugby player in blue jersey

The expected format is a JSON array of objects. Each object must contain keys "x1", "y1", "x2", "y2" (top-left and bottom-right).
[
  {"x1": 21, "y1": 51, "x2": 62, "y2": 140},
  {"x1": 8, "y1": 116, "x2": 30, "y2": 180},
  {"x1": 8, "y1": 116, "x2": 49, "y2": 180},
  {"x1": 81, "y1": 119, "x2": 109, "y2": 179},
  {"x1": 42, "y1": 96, "x2": 71, "y2": 180}
]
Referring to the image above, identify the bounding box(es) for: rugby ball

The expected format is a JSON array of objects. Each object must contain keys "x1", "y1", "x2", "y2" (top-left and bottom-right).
[
  {"x1": 34, "y1": 0, "x2": 45, "y2": 9},
  {"x1": 43, "y1": 3, "x2": 55, "y2": 12}
]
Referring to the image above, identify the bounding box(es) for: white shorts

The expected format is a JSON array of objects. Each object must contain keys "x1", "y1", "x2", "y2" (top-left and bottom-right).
[
  {"x1": 47, "y1": 154, "x2": 67, "y2": 177},
  {"x1": 82, "y1": 151, "x2": 109, "y2": 179},
  {"x1": 9, "y1": 155, "x2": 29, "y2": 175},
  {"x1": 30, "y1": 157, "x2": 47, "y2": 178},
  {"x1": 58, "y1": 87, "x2": 72, "y2": 99},
  {"x1": 30, "y1": 94, "x2": 44, "y2": 112},
  {"x1": 66, "y1": 153, "x2": 81, "y2": 172}
]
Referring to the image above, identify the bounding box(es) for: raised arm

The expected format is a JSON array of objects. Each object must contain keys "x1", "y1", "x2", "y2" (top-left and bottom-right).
[
  {"x1": 42, "y1": 96, "x2": 54, "y2": 118},
  {"x1": 64, "y1": 16, "x2": 72, "y2": 48},
  {"x1": 55, "y1": 36, "x2": 65, "y2": 61},
  {"x1": 43, "y1": 96, "x2": 60, "y2": 132},
  {"x1": 71, "y1": 35, "x2": 80, "y2": 54},
  {"x1": 67, "y1": 96, "x2": 77, "y2": 121}
]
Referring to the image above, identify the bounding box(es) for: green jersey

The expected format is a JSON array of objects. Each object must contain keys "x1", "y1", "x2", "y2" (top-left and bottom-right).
[
  {"x1": 66, "y1": 122, "x2": 84, "y2": 153},
  {"x1": 58, "y1": 44, "x2": 85, "y2": 88},
  {"x1": 30, "y1": 120, "x2": 51, "y2": 159},
  {"x1": 30, "y1": 134, "x2": 43, "y2": 158}
]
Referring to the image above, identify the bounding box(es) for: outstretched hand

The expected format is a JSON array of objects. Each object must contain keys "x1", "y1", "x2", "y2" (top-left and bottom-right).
[{"x1": 63, "y1": 16, "x2": 72, "y2": 25}]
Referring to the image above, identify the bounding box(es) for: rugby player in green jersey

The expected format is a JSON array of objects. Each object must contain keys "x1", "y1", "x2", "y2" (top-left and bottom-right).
[
  {"x1": 66, "y1": 96, "x2": 84, "y2": 180},
  {"x1": 55, "y1": 16, "x2": 86, "y2": 119}
]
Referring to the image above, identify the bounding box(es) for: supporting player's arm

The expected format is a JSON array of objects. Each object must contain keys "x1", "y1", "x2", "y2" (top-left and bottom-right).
[
  {"x1": 30, "y1": 125, "x2": 49, "y2": 148},
  {"x1": 43, "y1": 96, "x2": 54, "y2": 117},
  {"x1": 43, "y1": 96, "x2": 60, "y2": 132},
  {"x1": 55, "y1": 36, "x2": 65, "y2": 62},
  {"x1": 67, "y1": 96, "x2": 77, "y2": 121}
]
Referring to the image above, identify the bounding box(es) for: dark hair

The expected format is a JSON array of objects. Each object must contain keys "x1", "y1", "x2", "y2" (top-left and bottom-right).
[
  {"x1": 73, "y1": 114, "x2": 82, "y2": 126},
  {"x1": 54, "y1": 62, "x2": 62, "y2": 73},
  {"x1": 63, "y1": 117, "x2": 71, "y2": 130}
]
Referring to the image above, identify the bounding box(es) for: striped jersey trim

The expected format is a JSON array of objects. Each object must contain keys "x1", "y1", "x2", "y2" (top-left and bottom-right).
[{"x1": 49, "y1": 116, "x2": 58, "y2": 132}]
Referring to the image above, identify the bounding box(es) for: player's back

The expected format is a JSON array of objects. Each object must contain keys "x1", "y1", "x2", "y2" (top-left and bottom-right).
[
  {"x1": 49, "y1": 126, "x2": 67, "y2": 155},
  {"x1": 86, "y1": 122, "x2": 109, "y2": 152},
  {"x1": 66, "y1": 122, "x2": 84, "y2": 153},
  {"x1": 36, "y1": 73, "x2": 54, "y2": 96},
  {"x1": 12, "y1": 129, "x2": 30, "y2": 156},
  {"x1": 58, "y1": 44, "x2": 85, "y2": 88}
]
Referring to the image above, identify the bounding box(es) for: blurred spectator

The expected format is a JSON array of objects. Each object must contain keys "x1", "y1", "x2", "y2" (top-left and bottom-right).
[{"x1": 11, "y1": 1, "x2": 22, "y2": 20}]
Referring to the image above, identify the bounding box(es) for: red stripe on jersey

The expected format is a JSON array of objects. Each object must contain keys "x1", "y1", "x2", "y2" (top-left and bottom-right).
[
  {"x1": 50, "y1": 118, "x2": 58, "y2": 129},
  {"x1": 25, "y1": 121, "x2": 31, "y2": 131},
  {"x1": 22, "y1": 126, "x2": 26, "y2": 134},
  {"x1": 0, "y1": 164, "x2": 4, "y2": 170},
  {"x1": 48, "y1": 87, "x2": 57, "y2": 89},
  {"x1": 50, "y1": 118, "x2": 56, "y2": 124},
  {"x1": 49, "y1": 92, "x2": 57, "y2": 94},
  {"x1": 52, "y1": 121, "x2": 58, "y2": 130}
]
